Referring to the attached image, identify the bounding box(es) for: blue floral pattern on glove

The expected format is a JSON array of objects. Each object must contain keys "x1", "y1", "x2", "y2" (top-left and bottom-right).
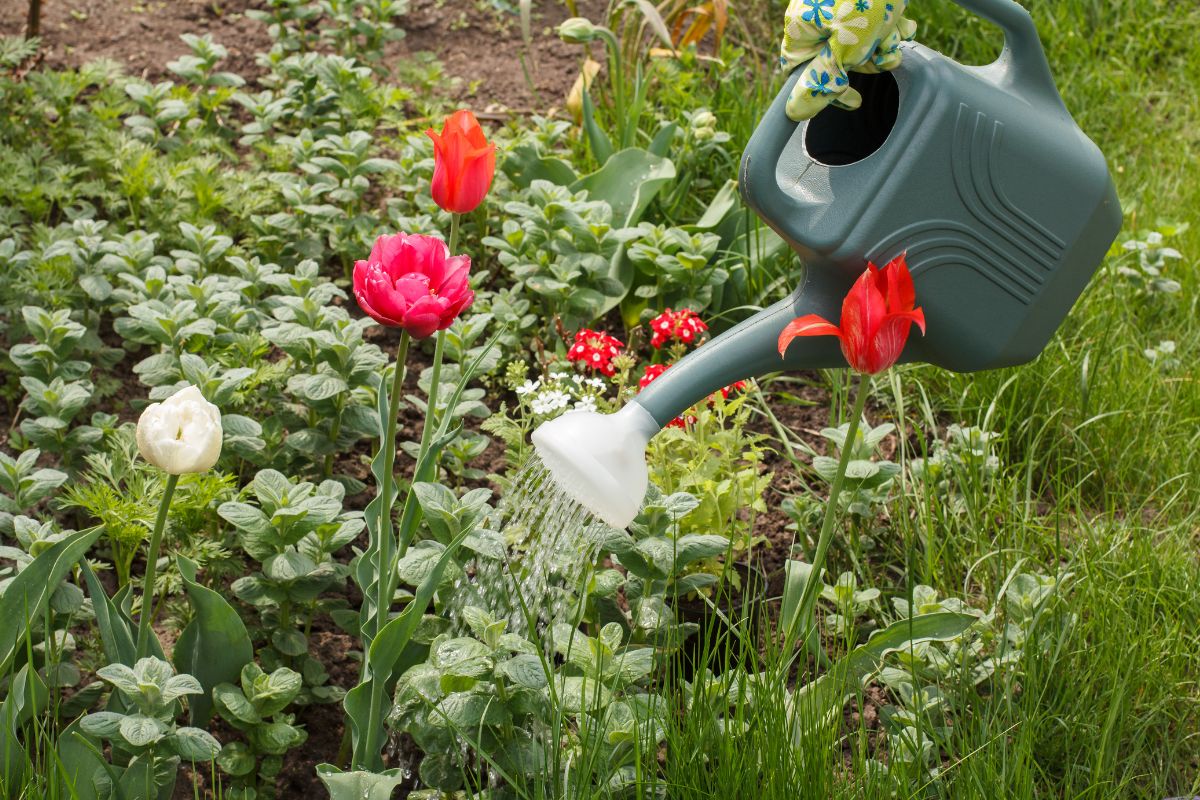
[{"x1": 781, "y1": 0, "x2": 917, "y2": 121}]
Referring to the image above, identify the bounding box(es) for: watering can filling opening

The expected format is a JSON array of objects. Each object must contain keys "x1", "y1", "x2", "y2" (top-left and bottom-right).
[{"x1": 804, "y1": 71, "x2": 900, "y2": 167}]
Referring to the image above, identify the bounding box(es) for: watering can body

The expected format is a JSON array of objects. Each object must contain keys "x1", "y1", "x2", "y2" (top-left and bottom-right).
[
  {"x1": 635, "y1": 0, "x2": 1123, "y2": 428},
  {"x1": 739, "y1": 0, "x2": 1122, "y2": 374},
  {"x1": 534, "y1": 0, "x2": 1125, "y2": 527}
]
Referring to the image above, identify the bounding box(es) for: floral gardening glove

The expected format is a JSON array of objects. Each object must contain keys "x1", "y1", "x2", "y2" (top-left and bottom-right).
[{"x1": 781, "y1": 0, "x2": 918, "y2": 121}]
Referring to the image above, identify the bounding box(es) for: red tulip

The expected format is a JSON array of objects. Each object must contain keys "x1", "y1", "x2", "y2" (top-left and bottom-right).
[
  {"x1": 778, "y1": 253, "x2": 925, "y2": 374},
  {"x1": 353, "y1": 233, "x2": 475, "y2": 339},
  {"x1": 426, "y1": 110, "x2": 496, "y2": 215}
]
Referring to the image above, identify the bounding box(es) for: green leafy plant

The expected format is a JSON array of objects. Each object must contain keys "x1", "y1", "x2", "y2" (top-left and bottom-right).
[
  {"x1": 0, "y1": 447, "x2": 67, "y2": 535},
  {"x1": 15, "y1": 377, "x2": 102, "y2": 465},
  {"x1": 819, "y1": 571, "x2": 881, "y2": 638},
  {"x1": 213, "y1": 663, "x2": 307, "y2": 799},
  {"x1": 909, "y1": 424, "x2": 1001, "y2": 516},
  {"x1": 624, "y1": 222, "x2": 723, "y2": 322},
  {"x1": 647, "y1": 393, "x2": 771, "y2": 557},
  {"x1": 875, "y1": 571, "x2": 1071, "y2": 785},
  {"x1": 218, "y1": 469, "x2": 362, "y2": 703},
  {"x1": 78, "y1": 657, "x2": 221, "y2": 798},
  {"x1": 1115, "y1": 221, "x2": 1188, "y2": 295},
  {"x1": 591, "y1": 487, "x2": 729, "y2": 646},
  {"x1": 388, "y1": 606, "x2": 671, "y2": 797},
  {"x1": 7, "y1": 306, "x2": 92, "y2": 382},
  {"x1": 483, "y1": 179, "x2": 639, "y2": 332}
]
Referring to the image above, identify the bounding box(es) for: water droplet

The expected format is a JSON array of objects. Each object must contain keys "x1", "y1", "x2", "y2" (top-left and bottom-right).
[{"x1": 448, "y1": 456, "x2": 609, "y2": 639}]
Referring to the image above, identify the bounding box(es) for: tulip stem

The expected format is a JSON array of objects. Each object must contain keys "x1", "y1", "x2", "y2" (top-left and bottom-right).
[
  {"x1": 448, "y1": 212, "x2": 461, "y2": 255},
  {"x1": 787, "y1": 373, "x2": 870, "y2": 656},
  {"x1": 136, "y1": 472, "x2": 179, "y2": 659},
  {"x1": 375, "y1": 330, "x2": 410, "y2": 641}
]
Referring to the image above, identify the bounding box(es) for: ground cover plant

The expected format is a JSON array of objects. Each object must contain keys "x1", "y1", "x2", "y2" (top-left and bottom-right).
[{"x1": 0, "y1": 0, "x2": 1198, "y2": 798}]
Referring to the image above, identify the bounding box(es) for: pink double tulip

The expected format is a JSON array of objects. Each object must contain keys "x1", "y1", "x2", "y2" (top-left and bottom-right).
[{"x1": 352, "y1": 233, "x2": 475, "y2": 339}]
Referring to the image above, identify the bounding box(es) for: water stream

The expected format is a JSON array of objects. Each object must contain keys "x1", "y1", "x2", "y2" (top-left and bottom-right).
[{"x1": 453, "y1": 456, "x2": 610, "y2": 637}]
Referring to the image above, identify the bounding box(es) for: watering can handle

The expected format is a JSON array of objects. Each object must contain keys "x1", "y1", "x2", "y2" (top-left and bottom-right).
[{"x1": 951, "y1": 0, "x2": 1062, "y2": 105}]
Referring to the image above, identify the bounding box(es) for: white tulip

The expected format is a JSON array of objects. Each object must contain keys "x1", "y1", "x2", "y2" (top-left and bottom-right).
[{"x1": 136, "y1": 385, "x2": 223, "y2": 475}]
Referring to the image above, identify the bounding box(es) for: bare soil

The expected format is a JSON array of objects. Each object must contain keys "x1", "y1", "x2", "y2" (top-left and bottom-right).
[{"x1": 0, "y1": 0, "x2": 605, "y2": 112}]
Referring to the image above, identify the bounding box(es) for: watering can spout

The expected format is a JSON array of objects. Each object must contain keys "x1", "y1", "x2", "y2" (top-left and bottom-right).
[
  {"x1": 633, "y1": 271, "x2": 846, "y2": 428},
  {"x1": 532, "y1": 270, "x2": 849, "y2": 528}
]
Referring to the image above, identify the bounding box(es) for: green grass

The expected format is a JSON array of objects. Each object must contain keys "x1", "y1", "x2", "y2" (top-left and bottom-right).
[{"x1": 686, "y1": 1, "x2": 1200, "y2": 797}]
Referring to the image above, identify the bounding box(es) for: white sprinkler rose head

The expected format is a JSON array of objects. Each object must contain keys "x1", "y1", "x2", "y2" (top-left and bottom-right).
[{"x1": 136, "y1": 384, "x2": 223, "y2": 475}]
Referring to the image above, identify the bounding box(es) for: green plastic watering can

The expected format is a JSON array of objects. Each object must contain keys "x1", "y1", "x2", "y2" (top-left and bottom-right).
[{"x1": 533, "y1": 0, "x2": 1123, "y2": 528}]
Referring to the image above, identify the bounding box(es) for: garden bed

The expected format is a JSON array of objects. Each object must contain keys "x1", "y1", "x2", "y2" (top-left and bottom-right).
[{"x1": 1, "y1": 1, "x2": 1198, "y2": 799}]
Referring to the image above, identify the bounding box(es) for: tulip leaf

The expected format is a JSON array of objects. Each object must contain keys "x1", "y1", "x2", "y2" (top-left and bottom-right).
[
  {"x1": 0, "y1": 665, "x2": 48, "y2": 796},
  {"x1": 0, "y1": 526, "x2": 102, "y2": 675},
  {"x1": 780, "y1": 558, "x2": 819, "y2": 653},
  {"x1": 501, "y1": 143, "x2": 577, "y2": 189},
  {"x1": 573, "y1": 148, "x2": 676, "y2": 229},
  {"x1": 81, "y1": 561, "x2": 137, "y2": 668},
  {"x1": 580, "y1": 87, "x2": 613, "y2": 166},
  {"x1": 172, "y1": 555, "x2": 253, "y2": 726},
  {"x1": 52, "y1": 726, "x2": 105, "y2": 800},
  {"x1": 648, "y1": 121, "x2": 678, "y2": 158},
  {"x1": 346, "y1": 527, "x2": 469, "y2": 771},
  {"x1": 315, "y1": 764, "x2": 407, "y2": 800}
]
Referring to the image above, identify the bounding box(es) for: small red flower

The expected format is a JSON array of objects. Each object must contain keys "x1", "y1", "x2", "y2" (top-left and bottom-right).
[
  {"x1": 639, "y1": 363, "x2": 668, "y2": 390},
  {"x1": 567, "y1": 329, "x2": 625, "y2": 377},
  {"x1": 426, "y1": 110, "x2": 497, "y2": 215},
  {"x1": 649, "y1": 308, "x2": 708, "y2": 349},
  {"x1": 637, "y1": 363, "x2": 692, "y2": 428},
  {"x1": 352, "y1": 232, "x2": 474, "y2": 338},
  {"x1": 778, "y1": 253, "x2": 925, "y2": 374},
  {"x1": 718, "y1": 380, "x2": 747, "y2": 400},
  {"x1": 667, "y1": 414, "x2": 697, "y2": 429}
]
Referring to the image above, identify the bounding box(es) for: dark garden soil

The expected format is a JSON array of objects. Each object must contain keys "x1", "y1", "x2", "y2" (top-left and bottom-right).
[{"x1": 0, "y1": 0, "x2": 606, "y2": 113}]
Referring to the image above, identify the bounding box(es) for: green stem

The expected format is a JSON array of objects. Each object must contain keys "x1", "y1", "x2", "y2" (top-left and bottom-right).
[
  {"x1": 598, "y1": 28, "x2": 624, "y2": 143},
  {"x1": 322, "y1": 400, "x2": 344, "y2": 479},
  {"x1": 447, "y1": 212, "x2": 461, "y2": 255},
  {"x1": 396, "y1": 328, "x2": 445, "y2": 563},
  {"x1": 790, "y1": 373, "x2": 870, "y2": 654},
  {"x1": 360, "y1": 328, "x2": 443, "y2": 770},
  {"x1": 136, "y1": 473, "x2": 179, "y2": 659},
  {"x1": 374, "y1": 331, "x2": 410, "y2": 641}
]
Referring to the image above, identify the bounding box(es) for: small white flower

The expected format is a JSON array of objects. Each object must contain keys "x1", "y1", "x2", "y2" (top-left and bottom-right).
[
  {"x1": 586, "y1": 378, "x2": 606, "y2": 390},
  {"x1": 549, "y1": 371, "x2": 571, "y2": 382},
  {"x1": 573, "y1": 396, "x2": 598, "y2": 413},
  {"x1": 531, "y1": 390, "x2": 571, "y2": 415},
  {"x1": 136, "y1": 384, "x2": 223, "y2": 475},
  {"x1": 516, "y1": 379, "x2": 541, "y2": 396}
]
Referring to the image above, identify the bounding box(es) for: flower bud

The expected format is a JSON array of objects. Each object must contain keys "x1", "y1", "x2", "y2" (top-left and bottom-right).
[
  {"x1": 691, "y1": 110, "x2": 717, "y2": 130},
  {"x1": 558, "y1": 17, "x2": 599, "y2": 44},
  {"x1": 136, "y1": 385, "x2": 223, "y2": 475},
  {"x1": 566, "y1": 58, "x2": 602, "y2": 124},
  {"x1": 691, "y1": 109, "x2": 717, "y2": 141}
]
